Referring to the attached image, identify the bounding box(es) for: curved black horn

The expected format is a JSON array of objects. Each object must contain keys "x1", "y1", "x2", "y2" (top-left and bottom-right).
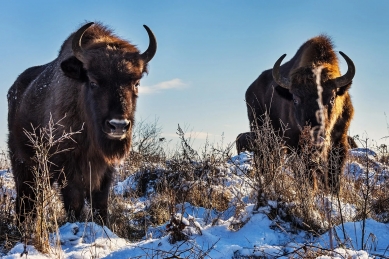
[
  {"x1": 272, "y1": 54, "x2": 291, "y2": 89},
  {"x1": 72, "y1": 22, "x2": 94, "y2": 62},
  {"x1": 334, "y1": 51, "x2": 355, "y2": 87},
  {"x1": 140, "y1": 25, "x2": 157, "y2": 63}
]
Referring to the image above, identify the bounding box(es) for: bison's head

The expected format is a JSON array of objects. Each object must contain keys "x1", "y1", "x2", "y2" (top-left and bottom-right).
[
  {"x1": 60, "y1": 22, "x2": 157, "y2": 156},
  {"x1": 272, "y1": 52, "x2": 355, "y2": 146}
]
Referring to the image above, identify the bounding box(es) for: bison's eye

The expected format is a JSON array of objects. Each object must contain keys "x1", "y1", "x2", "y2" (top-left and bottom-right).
[
  {"x1": 132, "y1": 81, "x2": 140, "y2": 95},
  {"x1": 89, "y1": 82, "x2": 99, "y2": 89},
  {"x1": 330, "y1": 96, "x2": 335, "y2": 105},
  {"x1": 292, "y1": 95, "x2": 301, "y2": 105}
]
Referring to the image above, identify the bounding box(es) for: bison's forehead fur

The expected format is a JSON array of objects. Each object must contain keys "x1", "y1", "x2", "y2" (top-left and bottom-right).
[
  {"x1": 76, "y1": 22, "x2": 139, "y2": 51},
  {"x1": 289, "y1": 65, "x2": 338, "y2": 97},
  {"x1": 86, "y1": 49, "x2": 146, "y2": 83},
  {"x1": 79, "y1": 24, "x2": 148, "y2": 79}
]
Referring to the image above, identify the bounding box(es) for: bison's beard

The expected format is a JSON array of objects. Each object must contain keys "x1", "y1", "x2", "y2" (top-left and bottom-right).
[
  {"x1": 299, "y1": 126, "x2": 327, "y2": 152},
  {"x1": 88, "y1": 123, "x2": 132, "y2": 161}
]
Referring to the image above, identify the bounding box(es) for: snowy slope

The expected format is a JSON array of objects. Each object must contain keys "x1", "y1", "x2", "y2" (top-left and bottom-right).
[{"x1": 1, "y1": 151, "x2": 389, "y2": 258}]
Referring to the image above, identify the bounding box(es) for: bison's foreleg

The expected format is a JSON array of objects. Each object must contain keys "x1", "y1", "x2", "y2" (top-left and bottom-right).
[
  {"x1": 328, "y1": 142, "x2": 347, "y2": 195},
  {"x1": 89, "y1": 169, "x2": 114, "y2": 225},
  {"x1": 61, "y1": 179, "x2": 85, "y2": 221}
]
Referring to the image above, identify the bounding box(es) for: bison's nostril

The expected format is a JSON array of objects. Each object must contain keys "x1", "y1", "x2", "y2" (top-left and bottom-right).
[{"x1": 106, "y1": 121, "x2": 116, "y2": 130}]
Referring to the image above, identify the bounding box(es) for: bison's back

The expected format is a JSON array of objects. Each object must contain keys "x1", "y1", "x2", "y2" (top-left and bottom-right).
[
  {"x1": 7, "y1": 61, "x2": 61, "y2": 164},
  {"x1": 7, "y1": 64, "x2": 48, "y2": 118}
]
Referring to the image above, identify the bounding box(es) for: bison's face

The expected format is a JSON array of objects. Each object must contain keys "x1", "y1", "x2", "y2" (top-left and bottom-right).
[
  {"x1": 84, "y1": 54, "x2": 144, "y2": 142},
  {"x1": 61, "y1": 52, "x2": 144, "y2": 151},
  {"x1": 288, "y1": 69, "x2": 340, "y2": 145},
  {"x1": 272, "y1": 52, "x2": 355, "y2": 146},
  {"x1": 60, "y1": 22, "x2": 156, "y2": 156}
]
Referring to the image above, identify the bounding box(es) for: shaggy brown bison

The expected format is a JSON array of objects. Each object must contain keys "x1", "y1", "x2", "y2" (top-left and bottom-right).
[
  {"x1": 8, "y1": 22, "x2": 157, "y2": 223},
  {"x1": 245, "y1": 35, "x2": 355, "y2": 193}
]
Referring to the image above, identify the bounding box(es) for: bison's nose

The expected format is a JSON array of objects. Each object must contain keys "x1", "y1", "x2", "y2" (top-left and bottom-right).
[
  {"x1": 311, "y1": 126, "x2": 325, "y2": 146},
  {"x1": 106, "y1": 119, "x2": 130, "y2": 134}
]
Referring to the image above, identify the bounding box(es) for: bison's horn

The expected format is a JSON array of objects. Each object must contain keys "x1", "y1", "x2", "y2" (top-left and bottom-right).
[
  {"x1": 272, "y1": 54, "x2": 291, "y2": 89},
  {"x1": 334, "y1": 51, "x2": 355, "y2": 87},
  {"x1": 72, "y1": 22, "x2": 94, "y2": 62},
  {"x1": 140, "y1": 25, "x2": 157, "y2": 63}
]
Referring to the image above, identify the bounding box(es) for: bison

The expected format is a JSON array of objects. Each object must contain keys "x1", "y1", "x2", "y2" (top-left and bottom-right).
[
  {"x1": 8, "y1": 22, "x2": 157, "y2": 223},
  {"x1": 245, "y1": 35, "x2": 355, "y2": 193}
]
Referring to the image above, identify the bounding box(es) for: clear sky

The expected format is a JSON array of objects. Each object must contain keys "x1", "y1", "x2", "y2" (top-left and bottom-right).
[{"x1": 1, "y1": 1, "x2": 388, "y2": 152}]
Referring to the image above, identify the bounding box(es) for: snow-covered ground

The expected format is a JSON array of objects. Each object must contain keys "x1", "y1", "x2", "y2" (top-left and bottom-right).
[{"x1": 1, "y1": 151, "x2": 389, "y2": 258}]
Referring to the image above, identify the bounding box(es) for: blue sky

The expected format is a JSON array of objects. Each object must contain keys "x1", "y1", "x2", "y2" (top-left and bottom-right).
[{"x1": 1, "y1": 1, "x2": 389, "y2": 151}]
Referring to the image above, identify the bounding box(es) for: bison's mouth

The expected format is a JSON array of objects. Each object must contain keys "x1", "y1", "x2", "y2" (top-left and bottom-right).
[
  {"x1": 104, "y1": 131, "x2": 127, "y2": 140},
  {"x1": 314, "y1": 136, "x2": 326, "y2": 146},
  {"x1": 311, "y1": 129, "x2": 326, "y2": 147}
]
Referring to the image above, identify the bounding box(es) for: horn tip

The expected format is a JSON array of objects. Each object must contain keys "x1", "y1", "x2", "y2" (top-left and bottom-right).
[{"x1": 82, "y1": 22, "x2": 95, "y2": 29}]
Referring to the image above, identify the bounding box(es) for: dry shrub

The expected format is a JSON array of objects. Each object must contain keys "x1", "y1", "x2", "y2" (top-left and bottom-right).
[
  {"x1": 0, "y1": 118, "x2": 72, "y2": 255},
  {"x1": 187, "y1": 183, "x2": 231, "y2": 212},
  {"x1": 20, "y1": 117, "x2": 79, "y2": 253},
  {"x1": 108, "y1": 123, "x2": 236, "y2": 242},
  {"x1": 148, "y1": 193, "x2": 172, "y2": 225},
  {"x1": 245, "y1": 112, "x2": 343, "y2": 233},
  {"x1": 126, "y1": 156, "x2": 232, "y2": 226},
  {"x1": 108, "y1": 194, "x2": 147, "y2": 241},
  {"x1": 243, "y1": 110, "x2": 389, "y2": 242},
  {"x1": 0, "y1": 168, "x2": 19, "y2": 255},
  {"x1": 248, "y1": 112, "x2": 288, "y2": 209},
  {"x1": 344, "y1": 140, "x2": 389, "y2": 223},
  {"x1": 107, "y1": 118, "x2": 169, "y2": 240}
]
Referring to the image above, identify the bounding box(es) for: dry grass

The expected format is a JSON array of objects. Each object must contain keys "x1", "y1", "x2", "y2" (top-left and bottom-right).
[
  {"x1": 233, "y1": 111, "x2": 389, "y2": 238},
  {"x1": 1, "y1": 116, "x2": 388, "y2": 257},
  {"x1": 0, "y1": 152, "x2": 19, "y2": 255}
]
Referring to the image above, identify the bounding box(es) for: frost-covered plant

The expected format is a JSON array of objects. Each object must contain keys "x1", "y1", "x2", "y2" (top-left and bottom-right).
[{"x1": 21, "y1": 116, "x2": 81, "y2": 253}]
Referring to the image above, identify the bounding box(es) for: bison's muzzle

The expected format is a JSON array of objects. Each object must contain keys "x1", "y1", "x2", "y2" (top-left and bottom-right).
[{"x1": 104, "y1": 119, "x2": 131, "y2": 140}]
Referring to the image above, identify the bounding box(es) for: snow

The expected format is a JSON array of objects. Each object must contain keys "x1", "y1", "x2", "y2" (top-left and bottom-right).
[{"x1": 1, "y1": 151, "x2": 389, "y2": 258}]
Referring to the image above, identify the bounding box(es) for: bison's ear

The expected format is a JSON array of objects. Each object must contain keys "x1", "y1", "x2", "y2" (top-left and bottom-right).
[
  {"x1": 275, "y1": 85, "x2": 293, "y2": 100},
  {"x1": 61, "y1": 56, "x2": 86, "y2": 80},
  {"x1": 336, "y1": 82, "x2": 352, "y2": 96}
]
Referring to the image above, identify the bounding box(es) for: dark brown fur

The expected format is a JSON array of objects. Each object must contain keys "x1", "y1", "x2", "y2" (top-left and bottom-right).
[
  {"x1": 236, "y1": 132, "x2": 256, "y2": 154},
  {"x1": 347, "y1": 136, "x2": 358, "y2": 149},
  {"x1": 8, "y1": 22, "x2": 156, "y2": 223},
  {"x1": 245, "y1": 35, "x2": 354, "y2": 193}
]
